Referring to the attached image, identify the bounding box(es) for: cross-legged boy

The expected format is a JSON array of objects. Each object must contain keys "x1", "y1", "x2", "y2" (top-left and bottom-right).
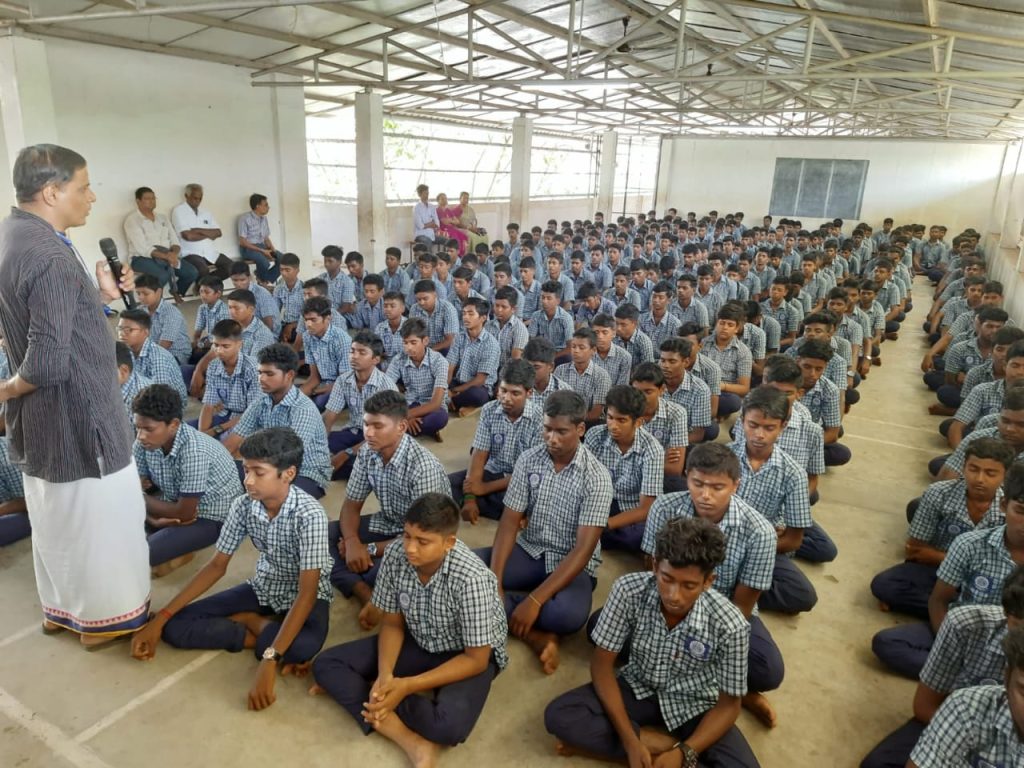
[
  {"x1": 328, "y1": 390, "x2": 451, "y2": 628},
  {"x1": 229, "y1": 262, "x2": 280, "y2": 337},
  {"x1": 701, "y1": 303, "x2": 753, "y2": 419},
  {"x1": 487, "y1": 286, "x2": 528, "y2": 381},
  {"x1": 591, "y1": 313, "x2": 633, "y2": 386},
  {"x1": 476, "y1": 390, "x2": 614, "y2": 674},
  {"x1": 524, "y1": 336, "x2": 569, "y2": 409},
  {"x1": 299, "y1": 296, "x2": 352, "y2": 411},
  {"x1": 449, "y1": 359, "x2": 542, "y2": 523},
  {"x1": 116, "y1": 308, "x2": 188, "y2": 405},
  {"x1": 795, "y1": 338, "x2": 851, "y2": 466},
  {"x1": 130, "y1": 427, "x2": 333, "y2": 710},
  {"x1": 195, "y1": 319, "x2": 260, "y2": 439},
  {"x1": 132, "y1": 384, "x2": 244, "y2": 574},
  {"x1": 529, "y1": 281, "x2": 575, "y2": 366},
  {"x1": 554, "y1": 327, "x2": 612, "y2": 425},
  {"x1": 613, "y1": 303, "x2": 655, "y2": 368},
  {"x1": 659, "y1": 337, "x2": 715, "y2": 443},
  {"x1": 446, "y1": 297, "x2": 499, "y2": 412},
  {"x1": 386, "y1": 318, "x2": 451, "y2": 440},
  {"x1": 631, "y1": 362, "x2": 688, "y2": 492},
  {"x1": 117, "y1": 340, "x2": 153, "y2": 425},
  {"x1": 134, "y1": 273, "x2": 193, "y2": 365},
  {"x1": 273, "y1": 253, "x2": 305, "y2": 342},
  {"x1": 544, "y1": 517, "x2": 761, "y2": 767},
  {"x1": 0, "y1": 435, "x2": 27, "y2": 546},
  {"x1": 410, "y1": 280, "x2": 459, "y2": 354},
  {"x1": 189, "y1": 275, "x2": 228, "y2": 375},
  {"x1": 312, "y1": 493, "x2": 507, "y2": 767}
]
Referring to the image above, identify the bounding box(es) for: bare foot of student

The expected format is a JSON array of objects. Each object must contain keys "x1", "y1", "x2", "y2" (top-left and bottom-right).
[
  {"x1": 227, "y1": 611, "x2": 273, "y2": 648},
  {"x1": 523, "y1": 630, "x2": 560, "y2": 674},
  {"x1": 372, "y1": 711, "x2": 441, "y2": 768},
  {"x1": 281, "y1": 661, "x2": 312, "y2": 677},
  {"x1": 927, "y1": 403, "x2": 955, "y2": 416},
  {"x1": 742, "y1": 692, "x2": 778, "y2": 728},
  {"x1": 878, "y1": 601, "x2": 891, "y2": 612},
  {"x1": 41, "y1": 619, "x2": 65, "y2": 635},
  {"x1": 308, "y1": 682, "x2": 324, "y2": 696},
  {"x1": 359, "y1": 602, "x2": 383, "y2": 631}
]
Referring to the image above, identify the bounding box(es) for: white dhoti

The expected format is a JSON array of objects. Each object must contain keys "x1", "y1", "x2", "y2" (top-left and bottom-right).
[{"x1": 23, "y1": 459, "x2": 150, "y2": 636}]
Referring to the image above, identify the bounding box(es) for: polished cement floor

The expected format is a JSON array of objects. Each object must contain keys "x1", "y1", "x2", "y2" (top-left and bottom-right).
[{"x1": 0, "y1": 281, "x2": 943, "y2": 768}]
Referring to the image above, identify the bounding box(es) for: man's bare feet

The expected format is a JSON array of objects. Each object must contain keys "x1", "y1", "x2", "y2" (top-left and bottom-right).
[
  {"x1": 372, "y1": 711, "x2": 441, "y2": 768},
  {"x1": 359, "y1": 602, "x2": 383, "y2": 631},
  {"x1": 151, "y1": 552, "x2": 194, "y2": 578},
  {"x1": 927, "y1": 403, "x2": 956, "y2": 416},
  {"x1": 227, "y1": 611, "x2": 274, "y2": 648},
  {"x1": 308, "y1": 682, "x2": 325, "y2": 695},
  {"x1": 281, "y1": 661, "x2": 312, "y2": 677},
  {"x1": 742, "y1": 692, "x2": 778, "y2": 728},
  {"x1": 523, "y1": 630, "x2": 560, "y2": 674}
]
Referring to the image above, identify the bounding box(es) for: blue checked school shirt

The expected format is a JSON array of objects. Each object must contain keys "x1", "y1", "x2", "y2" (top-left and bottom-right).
[
  {"x1": 955, "y1": 379, "x2": 1007, "y2": 427},
  {"x1": 731, "y1": 442, "x2": 812, "y2": 531},
  {"x1": 387, "y1": 349, "x2": 449, "y2": 407},
  {"x1": 615, "y1": 328, "x2": 655, "y2": 368},
  {"x1": 528, "y1": 307, "x2": 575, "y2": 350},
  {"x1": 575, "y1": 297, "x2": 618, "y2": 327},
  {"x1": 642, "y1": 399, "x2": 689, "y2": 451},
  {"x1": 472, "y1": 399, "x2": 544, "y2": 476},
  {"x1": 592, "y1": 573, "x2": 749, "y2": 730},
  {"x1": 669, "y1": 298, "x2": 709, "y2": 329},
  {"x1": 133, "y1": 423, "x2": 243, "y2": 523},
  {"x1": 375, "y1": 319, "x2": 405, "y2": 363},
  {"x1": 584, "y1": 425, "x2": 665, "y2": 510},
  {"x1": 194, "y1": 299, "x2": 229, "y2": 338},
  {"x1": 379, "y1": 268, "x2": 411, "y2": 299},
  {"x1": 319, "y1": 270, "x2": 356, "y2": 308},
  {"x1": 324, "y1": 367, "x2": 398, "y2": 430},
  {"x1": 517, "y1": 280, "x2": 541, "y2": 317},
  {"x1": 350, "y1": 298, "x2": 385, "y2": 330},
  {"x1": 920, "y1": 604, "x2": 1007, "y2": 694},
  {"x1": 800, "y1": 377, "x2": 842, "y2": 429},
  {"x1": 240, "y1": 317, "x2": 276, "y2": 359},
  {"x1": 664, "y1": 372, "x2": 713, "y2": 430},
  {"x1": 485, "y1": 316, "x2": 529, "y2": 376},
  {"x1": 944, "y1": 426, "x2": 1024, "y2": 476},
  {"x1": 910, "y1": 685, "x2": 1024, "y2": 768},
  {"x1": 689, "y1": 354, "x2": 723, "y2": 398},
  {"x1": 202, "y1": 353, "x2": 261, "y2": 418},
  {"x1": 908, "y1": 479, "x2": 1004, "y2": 552},
  {"x1": 734, "y1": 401, "x2": 825, "y2": 477},
  {"x1": 503, "y1": 442, "x2": 613, "y2": 576},
  {"x1": 410, "y1": 300, "x2": 460, "y2": 346},
  {"x1": 593, "y1": 343, "x2": 632, "y2": 387},
  {"x1": 604, "y1": 286, "x2": 642, "y2": 310},
  {"x1": 701, "y1": 335, "x2": 753, "y2": 384},
  {"x1": 741, "y1": 323, "x2": 766, "y2": 361},
  {"x1": 760, "y1": 300, "x2": 801, "y2": 337},
  {"x1": 274, "y1": 280, "x2": 305, "y2": 324},
  {"x1": 345, "y1": 433, "x2": 451, "y2": 536},
  {"x1": 448, "y1": 329, "x2": 500, "y2": 389},
  {"x1": 639, "y1": 311, "x2": 682, "y2": 350},
  {"x1": 150, "y1": 300, "x2": 192, "y2": 365},
  {"x1": 215, "y1": 485, "x2": 333, "y2": 611},
  {"x1": 527, "y1": 373, "x2": 568, "y2": 411},
  {"x1": 134, "y1": 338, "x2": 187, "y2": 404},
  {"x1": 0, "y1": 437, "x2": 24, "y2": 503},
  {"x1": 121, "y1": 369, "x2": 153, "y2": 424},
  {"x1": 372, "y1": 539, "x2": 509, "y2": 669},
  {"x1": 303, "y1": 324, "x2": 351, "y2": 383},
  {"x1": 251, "y1": 283, "x2": 282, "y2": 337},
  {"x1": 554, "y1": 360, "x2": 612, "y2": 411},
  {"x1": 937, "y1": 525, "x2": 1016, "y2": 608}
]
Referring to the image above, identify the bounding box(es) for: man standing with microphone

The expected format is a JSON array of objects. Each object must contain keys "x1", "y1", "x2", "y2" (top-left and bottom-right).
[{"x1": 0, "y1": 144, "x2": 150, "y2": 649}]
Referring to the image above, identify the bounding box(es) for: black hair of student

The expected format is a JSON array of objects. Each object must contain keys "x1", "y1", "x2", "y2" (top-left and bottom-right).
[
  {"x1": 462, "y1": 253, "x2": 480, "y2": 266},
  {"x1": 257, "y1": 343, "x2": 299, "y2": 374},
  {"x1": 744, "y1": 301, "x2": 762, "y2": 323},
  {"x1": 661, "y1": 336, "x2": 694, "y2": 357},
  {"x1": 452, "y1": 266, "x2": 473, "y2": 282},
  {"x1": 797, "y1": 338, "x2": 834, "y2": 362},
  {"x1": 676, "y1": 273, "x2": 696, "y2": 287},
  {"x1": 418, "y1": 252, "x2": 438, "y2": 266},
  {"x1": 788, "y1": 273, "x2": 805, "y2": 288},
  {"x1": 405, "y1": 492, "x2": 460, "y2": 536},
  {"x1": 363, "y1": 389, "x2": 409, "y2": 420},
  {"x1": 212, "y1": 319, "x2": 243, "y2": 341},
  {"x1": 591, "y1": 313, "x2": 615, "y2": 330},
  {"x1": 399, "y1": 317, "x2": 429, "y2": 340},
  {"x1": 695, "y1": 264, "x2": 713, "y2": 278},
  {"x1": 363, "y1": 273, "x2": 385, "y2": 291},
  {"x1": 803, "y1": 311, "x2": 835, "y2": 329},
  {"x1": 762, "y1": 354, "x2": 803, "y2": 386},
  {"x1": 277, "y1": 252, "x2": 300, "y2": 269},
  {"x1": 1007, "y1": 340, "x2": 1024, "y2": 364},
  {"x1": 685, "y1": 442, "x2": 741, "y2": 482},
  {"x1": 229, "y1": 261, "x2": 253, "y2": 278},
  {"x1": 977, "y1": 307, "x2": 1009, "y2": 325},
  {"x1": 983, "y1": 280, "x2": 1004, "y2": 295},
  {"x1": 771, "y1": 276, "x2": 790, "y2": 287},
  {"x1": 383, "y1": 290, "x2": 405, "y2": 305},
  {"x1": 351, "y1": 330, "x2": 384, "y2": 358},
  {"x1": 572, "y1": 327, "x2": 597, "y2": 347},
  {"x1": 544, "y1": 389, "x2": 587, "y2": 425},
  {"x1": 227, "y1": 288, "x2": 257, "y2": 308},
  {"x1": 577, "y1": 283, "x2": 598, "y2": 301},
  {"x1": 524, "y1": 336, "x2": 556, "y2": 365},
  {"x1": 198, "y1": 275, "x2": 224, "y2": 293},
  {"x1": 303, "y1": 277, "x2": 328, "y2": 296},
  {"x1": 413, "y1": 279, "x2": 437, "y2": 295},
  {"x1": 652, "y1": 280, "x2": 674, "y2": 296},
  {"x1": 963, "y1": 437, "x2": 1016, "y2": 470},
  {"x1": 716, "y1": 303, "x2": 746, "y2": 325},
  {"x1": 132, "y1": 383, "x2": 184, "y2": 423},
  {"x1": 493, "y1": 286, "x2": 519, "y2": 307},
  {"x1": 630, "y1": 361, "x2": 665, "y2": 387},
  {"x1": 240, "y1": 426, "x2": 304, "y2": 474},
  {"x1": 385, "y1": 246, "x2": 402, "y2": 259},
  {"x1": 604, "y1": 384, "x2": 646, "y2": 420},
  {"x1": 1001, "y1": 566, "x2": 1024, "y2": 620},
  {"x1": 474, "y1": 243, "x2": 489, "y2": 255},
  {"x1": 741, "y1": 385, "x2": 791, "y2": 422},
  {"x1": 654, "y1": 517, "x2": 727, "y2": 576},
  {"x1": 134, "y1": 273, "x2": 162, "y2": 293},
  {"x1": 120, "y1": 307, "x2": 152, "y2": 330},
  {"x1": 462, "y1": 297, "x2": 491, "y2": 318},
  {"x1": 1001, "y1": 462, "x2": 1024, "y2": 504},
  {"x1": 613, "y1": 266, "x2": 631, "y2": 278},
  {"x1": 345, "y1": 251, "x2": 365, "y2": 266},
  {"x1": 115, "y1": 340, "x2": 134, "y2": 370},
  {"x1": 614, "y1": 303, "x2": 640, "y2": 322},
  {"x1": 541, "y1": 280, "x2": 563, "y2": 298},
  {"x1": 14, "y1": 145, "x2": 88, "y2": 203},
  {"x1": 963, "y1": 275, "x2": 988, "y2": 289},
  {"x1": 519, "y1": 256, "x2": 536, "y2": 271},
  {"x1": 1005, "y1": 384, "x2": 1024, "y2": 412},
  {"x1": 873, "y1": 257, "x2": 894, "y2": 272},
  {"x1": 996, "y1": 327, "x2": 1024, "y2": 347},
  {"x1": 502, "y1": 358, "x2": 536, "y2": 390},
  {"x1": 321, "y1": 245, "x2": 344, "y2": 261},
  {"x1": 827, "y1": 287, "x2": 848, "y2": 303},
  {"x1": 859, "y1": 279, "x2": 878, "y2": 293},
  {"x1": 302, "y1": 296, "x2": 332, "y2": 318},
  {"x1": 493, "y1": 261, "x2": 512, "y2": 276}
]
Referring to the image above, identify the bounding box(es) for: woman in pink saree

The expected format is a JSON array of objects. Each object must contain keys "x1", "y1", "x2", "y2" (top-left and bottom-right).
[{"x1": 436, "y1": 193, "x2": 468, "y2": 257}]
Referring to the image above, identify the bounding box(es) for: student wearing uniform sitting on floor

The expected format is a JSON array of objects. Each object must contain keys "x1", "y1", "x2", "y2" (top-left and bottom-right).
[
  {"x1": 190, "y1": 276, "x2": 228, "y2": 369},
  {"x1": 524, "y1": 336, "x2": 568, "y2": 410},
  {"x1": 132, "y1": 383, "x2": 244, "y2": 575},
  {"x1": 349, "y1": 273, "x2": 385, "y2": 330},
  {"x1": 794, "y1": 338, "x2": 851, "y2": 467},
  {"x1": 224, "y1": 344, "x2": 332, "y2": 500},
  {"x1": 328, "y1": 391, "x2": 451, "y2": 630},
  {"x1": 446, "y1": 297, "x2": 499, "y2": 413},
  {"x1": 591, "y1": 313, "x2": 633, "y2": 387},
  {"x1": 410, "y1": 280, "x2": 459, "y2": 355},
  {"x1": 872, "y1": 462, "x2": 1024, "y2": 680},
  {"x1": 761, "y1": 277, "x2": 801, "y2": 350},
  {"x1": 630, "y1": 362, "x2": 688, "y2": 493},
  {"x1": 298, "y1": 296, "x2": 352, "y2": 411},
  {"x1": 679, "y1": 323, "x2": 725, "y2": 420},
  {"x1": 448, "y1": 359, "x2": 542, "y2": 524},
  {"x1": 947, "y1": 340, "x2": 1024, "y2": 449},
  {"x1": 861, "y1": 566, "x2": 1024, "y2": 768},
  {"x1": 0, "y1": 431, "x2": 27, "y2": 547},
  {"x1": 117, "y1": 340, "x2": 152, "y2": 425},
  {"x1": 670, "y1": 273, "x2": 711, "y2": 337},
  {"x1": 700, "y1": 303, "x2": 753, "y2": 420},
  {"x1": 376, "y1": 291, "x2": 407, "y2": 367},
  {"x1": 386, "y1": 318, "x2": 450, "y2": 440},
  {"x1": 659, "y1": 337, "x2": 716, "y2": 444},
  {"x1": 272, "y1": 253, "x2": 304, "y2": 343},
  {"x1": 487, "y1": 286, "x2": 528, "y2": 382},
  {"x1": 584, "y1": 385, "x2": 665, "y2": 553},
  {"x1": 229, "y1": 263, "x2": 281, "y2": 339},
  {"x1": 318, "y1": 245, "x2": 356, "y2": 314},
  {"x1": 554, "y1": 327, "x2": 612, "y2": 426},
  {"x1": 131, "y1": 427, "x2": 332, "y2": 710},
  {"x1": 323, "y1": 331, "x2": 396, "y2": 481},
  {"x1": 529, "y1": 281, "x2": 575, "y2": 367},
  {"x1": 116, "y1": 308, "x2": 189, "y2": 405},
  {"x1": 228, "y1": 289, "x2": 277, "y2": 360},
  {"x1": 871, "y1": 437, "x2": 1012, "y2": 621},
  {"x1": 134, "y1": 273, "x2": 193, "y2": 366},
  {"x1": 545, "y1": 517, "x2": 762, "y2": 767},
  {"x1": 575, "y1": 283, "x2": 616, "y2": 328},
  {"x1": 194, "y1": 320, "x2": 260, "y2": 439},
  {"x1": 613, "y1": 303, "x2": 655, "y2": 369},
  {"x1": 640, "y1": 281, "x2": 683, "y2": 350},
  {"x1": 937, "y1": 385, "x2": 1024, "y2": 481},
  {"x1": 312, "y1": 493, "x2": 507, "y2": 767},
  {"x1": 477, "y1": 390, "x2": 613, "y2": 675}
]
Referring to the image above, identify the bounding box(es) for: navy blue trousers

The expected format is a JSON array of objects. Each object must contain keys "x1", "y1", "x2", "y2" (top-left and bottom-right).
[
  {"x1": 860, "y1": 719, "x2": 925, "y2": 768},
  {"x1": 758, "y1": 555, "x2": 818, "y2": 614},
  {"x1": 0, "y1": 512, "x2": 30, "y2": 546},
  {"x1": 451, "y1": 383, "x2": 491, "y2": 410},
  {"x1": 824, "y1": 442, "x2": 852, "y2": 466},
  {"x1": 447, "y1": 469, "x2": 506, "y2": 520},
  {"x1": 870, "y1": 562, "x2": 936, "y2": 620},
  {"x1": 718, "y1": 392, "x2": 742, "y2": 418},
  {"x1": 327, "y1": 516, "x2": 393, "y2": 597},
  {"x1": 795, "y1": 522, "x2": 838, "y2": 563},
  {"x1": 600, "y1": 500, "x2": 644, "y2": 553},
  {"x1": 147, "y1": 519, "x2": 221, "y2": 567},
  {"x1": 329, "y1": 428, "x2": 363, "y2": 481},
  {"x1": 871, "y1": 622, "x2": 934, "y2": 679}
]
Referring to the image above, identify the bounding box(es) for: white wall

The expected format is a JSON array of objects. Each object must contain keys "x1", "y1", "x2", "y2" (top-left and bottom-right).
[
  {"x1": 655, "y1": 136, "x2": 1008, "y2": 235},
  {"x1": 21, "y1": 37, "x2": 312, "y2": 272}
]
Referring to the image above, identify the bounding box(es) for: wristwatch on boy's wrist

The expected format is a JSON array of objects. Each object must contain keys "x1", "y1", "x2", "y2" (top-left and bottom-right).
[
  {"x1": 366, "y1": 542, "x2": 378, "y2": 557},
  {"x1": 678, "y1": 743, "x2": 698, "y2": 768},
  {"x1": 261, "y1": 647, "x2": 282, "y2": 663}
]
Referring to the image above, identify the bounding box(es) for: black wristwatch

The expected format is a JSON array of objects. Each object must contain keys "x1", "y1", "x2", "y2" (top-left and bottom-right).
[{"x1": 678, "y1": 743, "x2": 698, "y2": 768}]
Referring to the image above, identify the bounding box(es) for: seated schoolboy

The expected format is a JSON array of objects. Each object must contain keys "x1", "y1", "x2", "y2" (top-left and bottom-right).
[
  {"x1": 946, "y1": 340, "x2": 1024, "y2": 449},
  {"x1": 486, "y1": 286, "x2": 528, "y2": 381},
  {"x1": 671, "y1": 273, "x2": 711, "y2": 335},
  {"x1": 631, "y1": 362, "x2": 688, "y2": 493},
  {"x1": 907, "y1": 623, "x2": 1024, "y2": 768},
  {"x1": 134, "y1": 273, "x2": 192, "y2": 365},
  {"x1": 870, "y1": 437, "x2": 1012, "y2": 620},
  {"x1": 0, "y1": 435, "x2": 28, "y2": 547},
  {"x1": 318, "y1": 244, "x2": 357, "y2": 313},
  {"x1": 544, "y1": 517, "x2": 761, "y2": 767},
  {"x1": 515, "y1": 256, "x2": 542, "y2": 320},
  {"x1": 117, "y1": 339, "x2": 152, "y2": 424},
  {"x1": 524, "y1": 336, "x2": 569, "y2": 410},
  {"x1": 604, "y1": 266, "x2": 642, "y2": 310},
  {"x1": 937, "y1": 385, "x2": 1024, "y2": 480},
  {"x1": 195, "y1": 320, "x2": 260, "y2": 439},
  {"x1": 229, "y1": 261, "x2": 280, "y2": 337},
  {"x1": 872, "y1": 462, "x2": 1024, "y2": 679},
  {"x1": 299, "y1": 296, "x2": 352, "y2": 411},
  {"x1": 131, "y1": 427, "x2": 332, "y2": 709},
  {"x1": 116, "y1": 308, "x2": 188, "y2": 405},
  {"x1": 449, "y1": 360, "x2": 542, "y2": 523},
  {"x1": 225, "y1": 344, "x2": 332, "y2": 499},
  {"x1": 613, "y1": 303, "x2": 655, "y2": 368},
  {"x1": 861, "y1": 566, "x2": 1024, "y2": 768},
  {"x1": 639, "y1": 281, "x2": 683, "y2": 350},
  {"x1": 528, "y1": 281, "x2": 575, "y2": 366},
  {"x1": 327, "y1": 391, "x2": 451, "y2": 627},
  {"x1": 227, "y1": 289, "x2": 277, "y2": 359},
  {"x1": 476, "y1": 390, "x2": 614, "y2": 674},
  {"x1": 376, "y1": 290, "x2": 407, "y2": 366},
  {"x1": 386, "y1": 318, "x2": 451, "y2": 440},
  {"x1": 312, "y1": 493, "x2": 507, "y2": 766},
  {"x1": 554, "y1": 328, "x2": 612, "y2": 425},
  {"x1": 446, "y1": 297, "x2": 499, "y2": 412},
  {"x1": 349, "y1": 273, "x2": 385, "y2": 330},
  {"x1": 760, "y1": 277, "x2": 801, "y2": 349},
  {"x1": 700, "y1": 303, "x2": 753, "y2": 419},
  {"x1": 679, "y1": 323, "x2": 726, "y2": 422},
  {"x1": 190, "y1": 275, "x2": 228, "y2": 367},
  {"x1": 575, "y1": 282, "x2": 616, "y2": 328},
  {"x1": 323, "y1": 331, "x2": 397, "y2": 480},
  {"x1": 659, "y1": 337, "x2": 715, "y2": 443},
  {"x1": 794, "y1": 338, "x2": 851, "y2": 466},
  {"x1": 273, "y1": 253, "x2": 305, "y2": 342},
  {"x1": 732, "y1": 387, "x2": 818, "y2": 614},
  {"x1": 584, "y1": 385, "x2": 665, "y2": 553},
  {"x1": 132, "y1": 384, "x2": 244, "y2": 574},
  {"x1": 590, "y1": 313, "x2": 633, "y2": 387}
]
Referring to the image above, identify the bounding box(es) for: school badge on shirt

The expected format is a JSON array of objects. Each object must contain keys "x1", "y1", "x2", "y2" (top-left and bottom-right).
[
  {"x1": 970, "y1": 574, "x2": 994, "y2": 597},
  {"x1": 399, "y1": 592, "x2": 411, "y2": 611},
  {"x1": 683, "y1": 636, "x2": 711, "y2": 661},
  {"x1": 528, "y1": 472, "x2": 542, "y2": 488}
]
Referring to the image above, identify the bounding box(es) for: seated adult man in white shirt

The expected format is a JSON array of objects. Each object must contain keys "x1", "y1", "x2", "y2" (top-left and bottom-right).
[
  {"x1": 413, "y1": 183, "x2": 440, "y2": 246},
  {"x1": 123, "y1": 186, "x2": 196, "y2": 302},
  {"x1": 171, "y1": 183, "x2": 233, "y2": 281}
]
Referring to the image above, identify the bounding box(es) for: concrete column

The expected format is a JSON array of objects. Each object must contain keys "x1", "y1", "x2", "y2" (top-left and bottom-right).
[
  {"x1": 354, "y1": 91, "x2": 388, "y2": 271},
  {"x1": 596, "y1": 129, "x2": 617, "y2": 216},
  {"x1": 654, "y1": 135, "x2": 674, "y2": 213},
  {"x1": 268, "y1": 72, "x2": 312, "y2": 265},
  {"x1": 509, "y1": 116, "x2": 533, "y2": 226}
]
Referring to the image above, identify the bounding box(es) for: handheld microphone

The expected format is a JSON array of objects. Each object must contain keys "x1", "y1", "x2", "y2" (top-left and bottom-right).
[{"x1": 98, "y1": 237, "x2": 137, "y2": 310}]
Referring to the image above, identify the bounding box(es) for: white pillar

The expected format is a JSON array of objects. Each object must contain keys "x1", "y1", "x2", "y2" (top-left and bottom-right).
[
  {"x1": 596, "y1": 129, "x2": 618, "y2": 217},
  {"x1": 354, "y1": 91, "x2": 387, "y2": 271},
  {"x1": 267, "y1": 73, "x2": 312, "y2": 264},
  {"x1": 509, "y1": 116, "x2": 533, "y2": 226},
  {"x1": 654, "y1": 135, "x2": 674, "y2": 213}
]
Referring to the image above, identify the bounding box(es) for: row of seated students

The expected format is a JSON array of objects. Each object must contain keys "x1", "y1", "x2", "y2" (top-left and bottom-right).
[{"x1": 0, "y1": 210, "x2": 998, "y2": 768}]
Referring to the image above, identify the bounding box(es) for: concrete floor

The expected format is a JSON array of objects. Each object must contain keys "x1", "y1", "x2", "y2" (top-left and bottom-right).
[{"x1": 0, "y1": 282, "x2": 944, "y2": 768}]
